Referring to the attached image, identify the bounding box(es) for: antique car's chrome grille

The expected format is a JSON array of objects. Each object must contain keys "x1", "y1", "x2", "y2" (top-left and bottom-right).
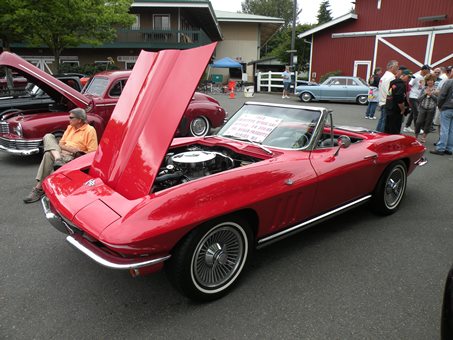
[
  {"x1": 0, "y1": 137, "x2": 42, "y2": 150},
  {"x1": 0, "y1": 121, "x2": 9, "y2": 134}
]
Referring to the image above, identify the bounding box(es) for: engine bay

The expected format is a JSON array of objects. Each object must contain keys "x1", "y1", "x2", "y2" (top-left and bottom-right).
[{"x1": 152, "y1": 144, "x2": 263, "y2": 192}]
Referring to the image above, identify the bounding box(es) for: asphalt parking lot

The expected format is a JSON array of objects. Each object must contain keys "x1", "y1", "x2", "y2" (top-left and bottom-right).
[{"x1": 1, "y1": 91, "x2": 452, "y2": 339}]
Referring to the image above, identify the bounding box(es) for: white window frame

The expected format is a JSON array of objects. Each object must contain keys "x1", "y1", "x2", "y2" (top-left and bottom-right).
[
  {"x1": 153, "y1": 14, "x2": 171, "y2": 30},
  {"x1": 353, "y1": 60, "x2": 371, "y2": 81},
  {"x1": 131, "y1": 14, "x2": 140, "y2": 30}
]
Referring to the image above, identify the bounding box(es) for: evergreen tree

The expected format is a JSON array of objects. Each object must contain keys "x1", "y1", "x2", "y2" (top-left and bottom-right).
[{"x1": 317, "y1": 0, "x2": 333, "y2": 25}]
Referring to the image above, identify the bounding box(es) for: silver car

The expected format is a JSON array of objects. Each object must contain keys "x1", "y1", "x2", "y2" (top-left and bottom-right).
[{"x1": 296, "y1": 76, "x2": 370, "y2": 105}]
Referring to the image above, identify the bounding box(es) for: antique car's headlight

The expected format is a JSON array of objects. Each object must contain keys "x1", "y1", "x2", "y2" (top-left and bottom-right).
[{"x1": 13, "y1": 123, "x2": 23, "y2": 137}]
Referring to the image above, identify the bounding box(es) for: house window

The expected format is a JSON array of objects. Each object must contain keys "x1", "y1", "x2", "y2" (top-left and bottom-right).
[
  {"x1": 131, "y1": 14, "x2": 140, "y2": 30},
  {"x1": 153, "y1": 14, "x2": 170, "y2": 30}
]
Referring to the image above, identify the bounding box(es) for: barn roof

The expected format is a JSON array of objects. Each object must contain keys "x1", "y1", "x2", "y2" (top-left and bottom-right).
[{"x1": 298, "y1": 12, "x2": 358, "y2": 39}]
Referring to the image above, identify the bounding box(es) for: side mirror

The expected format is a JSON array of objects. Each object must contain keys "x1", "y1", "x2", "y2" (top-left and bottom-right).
[
  {"x1": 338, "y1": 135, "x2": 352, "y2": 149},
  {"x1": 334, "y1": 135, "x2": 352, "y2": 156}
]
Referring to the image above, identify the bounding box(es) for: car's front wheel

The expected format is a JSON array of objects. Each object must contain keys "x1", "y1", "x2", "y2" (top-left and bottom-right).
[
  {"x1": 166, "y1": 216, "x2": 252, "y2": 301},
  {"x1": 300, "y1": 92, "x2": 313, "y2": 102},
  {"x1": 189, "y1": 116, "x2": 210, "y2": 137},
  {"x1": 371, "y1": 160, "x2": 407, "y2": 215}
]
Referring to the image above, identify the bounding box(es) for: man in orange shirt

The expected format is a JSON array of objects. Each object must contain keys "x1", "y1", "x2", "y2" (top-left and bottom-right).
[{"x1": 23, "y1": 108, "x2": 98, "y2": 203}]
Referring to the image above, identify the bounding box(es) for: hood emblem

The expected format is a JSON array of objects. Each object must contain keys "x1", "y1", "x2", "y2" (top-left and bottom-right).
[{"x1": 84, "y1": 179, "x2": 96, "y2": 187}]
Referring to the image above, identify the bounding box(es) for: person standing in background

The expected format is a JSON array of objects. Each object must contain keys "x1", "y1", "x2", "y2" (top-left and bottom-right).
[
  {"x1": 384, "y1": 69, "x2": 412, "y2": 134},
  {"x1": 365, "y1": 67, "x2": 382, "y2": 119},
  {"x1": 430, "y1": 68, "x2": 453, "y2": 156},
  {"x1": 282, "y1": 66, "x2": 291, "y2": 99},
  {"x1": 415, "y1": 74, "x2": 438, "y2": 143},
  {"x1": 376, "y1": 60, "x2": 399, "y2": 132},
  {"x1": 403, "y1": 64, "x2": 431, "y2": 133}
]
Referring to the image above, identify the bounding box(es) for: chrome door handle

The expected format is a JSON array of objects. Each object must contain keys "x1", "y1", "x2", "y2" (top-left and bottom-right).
[{"x1": 364, "y1": 154, "x2": 378, "y2": 160}]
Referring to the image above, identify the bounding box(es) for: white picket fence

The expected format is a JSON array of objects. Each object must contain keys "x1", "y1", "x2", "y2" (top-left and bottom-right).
[{"x1": 256, "y1": 71, "x2": 300, "y2": 93}]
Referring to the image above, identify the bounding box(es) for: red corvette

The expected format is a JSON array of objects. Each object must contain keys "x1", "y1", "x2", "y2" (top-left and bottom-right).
[{"x1": 41, "y1": 43, "x2": 427, "y2": 301}]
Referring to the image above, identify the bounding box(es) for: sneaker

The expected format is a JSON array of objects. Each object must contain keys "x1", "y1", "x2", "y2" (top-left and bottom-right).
[
  {"x1": 371, "y1": 116, "x2": 377, "y2": 120},
  {"x1": 282, "y1": 95, "x2": 285, "y2": 99},
  {"x1": 420, "y1": 129, "x2": 424, "y2": 134},
  {"x1": 285, "y1": 95, "x2": 290, "y2": 98},
  {"x1": 23, "y1": 188, "x2": 44, "y2": 203},
  {"x1": 365, "y1": 116, "x2": 370, "y2": 119},
  {"x1": 403, "y1": 126, "x2": 414, "y2": 133},
  {"x1": 53, "y1": 158, "x2": 65, "y2": 170},
  {"x1": 429, "y1": 149, "x2": 445, "y2": 155},
  {"x1": 445, "y1": 150, "x2": 453, "y2": 155}
]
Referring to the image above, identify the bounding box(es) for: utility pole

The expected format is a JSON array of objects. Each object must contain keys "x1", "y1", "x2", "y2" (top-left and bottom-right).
[
  {"x1": 290, "y1": 0, "x2": 297, "y2": 69},
  {"x1": 290, "y1": 0, "x2": 297, "y2": 91}
]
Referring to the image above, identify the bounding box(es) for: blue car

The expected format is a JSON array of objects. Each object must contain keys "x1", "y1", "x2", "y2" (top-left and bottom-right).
[{"x1": 295, "y1": 76, "x2": 370, "y2": 105}]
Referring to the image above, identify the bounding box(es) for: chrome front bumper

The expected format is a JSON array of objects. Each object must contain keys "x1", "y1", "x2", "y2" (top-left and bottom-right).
[
  {"x1": 41, "y1": 196, "x2": 171, "y2": 270},
  {"x1": 0, "y1": 136, "x2": 41, "y2": 155},
  {"x1": 415, "y1": 156, "x2": 428, "y2": 166}
]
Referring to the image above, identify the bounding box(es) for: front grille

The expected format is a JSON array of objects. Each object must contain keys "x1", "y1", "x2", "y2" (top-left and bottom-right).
[
  {"x1": 0, "y1": 121, "x2": 9, "y2": 134},
  {"x1": 0, "y1": 137, "x2": 42, "y2": 150}
]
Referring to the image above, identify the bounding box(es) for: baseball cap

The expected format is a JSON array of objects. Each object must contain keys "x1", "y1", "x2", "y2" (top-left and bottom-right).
[
  {"x1": 421, "y1": 64, "x2": 431, "y2": 70},
  {"x1": 401, "y1": 69, "x2": 413, "y2": 77},
  {"x1": 446, "y1": 66, "x2": 452, "y2": 72},
  {"x1": 398, "y1": 66, "x2": 407, "y2": 70}
]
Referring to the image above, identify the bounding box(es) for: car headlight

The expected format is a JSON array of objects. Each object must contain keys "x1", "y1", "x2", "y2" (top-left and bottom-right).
[{"x1": 13, "y1": 123, "x2": 23, "y2": 137}]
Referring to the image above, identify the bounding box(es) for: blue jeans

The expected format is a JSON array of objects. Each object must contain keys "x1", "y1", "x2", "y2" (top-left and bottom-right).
[
  {"x1": 376, "y1": 105, "x2": 387, "y2": 132},
  {"x1": 436, "y1": 108, "x2": 453, "y2": 152},
  {"x1": 365, "y1": 102, "x2": 378, "y2": 118}
]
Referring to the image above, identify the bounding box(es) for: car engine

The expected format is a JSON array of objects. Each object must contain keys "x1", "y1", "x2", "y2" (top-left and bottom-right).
[{"x1": 153, "y1": 144, "x2": 262, "y2": 192}]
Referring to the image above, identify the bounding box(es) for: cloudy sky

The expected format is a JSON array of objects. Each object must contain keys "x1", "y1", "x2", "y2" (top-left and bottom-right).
[{"x1": 210, "y1": 0, "x2": 354, "y2": 24}]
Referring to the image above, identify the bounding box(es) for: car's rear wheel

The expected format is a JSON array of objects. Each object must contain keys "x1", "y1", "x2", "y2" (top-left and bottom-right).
[
  {"x1": 357, "y1": 95, "x2": 368, "y2": 105},
  {"x1": 189, "y1": 116, "x2": 210, "y2": 137},
  {"x1": 166, "y1": 216, "x2": 252, "y2": 301},
  {"x1": 300, "y1": 92, "x2": 313, "y2": 103},
  {"x1": 371, "y1": 160, "x2": 407, "y2": 215}
]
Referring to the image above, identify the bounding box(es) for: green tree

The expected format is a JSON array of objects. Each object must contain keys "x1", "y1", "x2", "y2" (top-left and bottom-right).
[
  {"x1": 242, "y1": 0, "x2": 296, "y2": 27},
  {"x1": 270, "y1": 24, "x2": 315, "y2": 72},
  {"x1": 317, "y1": 0, "x2": 333, "y2": 25},
  {"x1": 9, "y1": 0, "x2": 135, "y2": 72},
  {"x1": 0, "y1": 0, "x2": 25, "y2": 51}
]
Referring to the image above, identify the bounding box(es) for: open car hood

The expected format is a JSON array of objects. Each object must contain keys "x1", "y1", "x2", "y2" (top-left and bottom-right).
[
  {"x1": 0, "y1": 52, "x2": 90, "y2": 108},
  {"x1": 89, "y1": 43, "x2": 216, "y2": 200}
]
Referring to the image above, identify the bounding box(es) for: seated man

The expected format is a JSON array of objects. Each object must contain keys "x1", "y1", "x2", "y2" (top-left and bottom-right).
[{"x1": 23, "y1": 108, "x2": 98, "y2": 203}]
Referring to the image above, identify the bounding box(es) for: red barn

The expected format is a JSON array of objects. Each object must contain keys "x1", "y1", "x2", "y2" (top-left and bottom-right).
[{"x1": 299, "y1": 0, "x2": 453, "y2": 82}]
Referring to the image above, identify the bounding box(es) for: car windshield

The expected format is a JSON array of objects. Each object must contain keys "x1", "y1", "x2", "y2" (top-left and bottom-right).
[
  {"x1": 217, "y1": 104, "x2": 322, "y2": 149},
  {"x1": 83, "y1": 77, "x2": 109, "y2": 96}
]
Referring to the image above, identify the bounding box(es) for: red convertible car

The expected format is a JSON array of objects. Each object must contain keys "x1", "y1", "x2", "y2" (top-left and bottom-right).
[
  {"x1": 0, "y1": 52, "x2": 225, "y2": 155},
  {"x1": 41, "y1": 43, "x2": 427, "y2": 301}
]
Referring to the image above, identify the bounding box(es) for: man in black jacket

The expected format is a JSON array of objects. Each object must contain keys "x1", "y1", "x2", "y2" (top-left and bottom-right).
[{"x1": 384, "y1": 69, "x2": 413, "y2": 134}]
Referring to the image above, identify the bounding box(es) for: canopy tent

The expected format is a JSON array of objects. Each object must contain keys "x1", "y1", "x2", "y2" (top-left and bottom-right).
[
  {"x1": 210, "y1": 57, "x2": 243, "y2": 70},
  {"x1": 207, "y1": 57, "x2": 244, "y2": 83}
]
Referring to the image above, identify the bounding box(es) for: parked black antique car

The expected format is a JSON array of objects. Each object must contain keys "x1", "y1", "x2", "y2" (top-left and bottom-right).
[
  {"x1": 441, "y1": 264, "x2": 453, "y2": 340},
  {"x1": 0, "y1": 75, "x2": 82, "y2": 115}
]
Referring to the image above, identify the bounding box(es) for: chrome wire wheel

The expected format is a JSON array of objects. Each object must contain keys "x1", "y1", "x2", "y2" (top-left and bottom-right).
[
  {"x1": 189, "y1": 116, "x2": 210, "y2": 137},
  {"x1": 383, "y1": 164, "x2": 406, "y2": 209},
  {"x1": 371, "y1": 161, "x2": 407, "y2": 215},
  {"x1": 190, "y1": 222, "x2": 248, "y2": 294}
]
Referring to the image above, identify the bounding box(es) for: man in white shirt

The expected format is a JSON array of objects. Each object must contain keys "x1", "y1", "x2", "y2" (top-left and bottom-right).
[
  {"x1": 403, "y1": 64, "x2": 431, "y2": 133},
  {"x1": 376, "y1": 60, "x2": 399, "y2": 132}
]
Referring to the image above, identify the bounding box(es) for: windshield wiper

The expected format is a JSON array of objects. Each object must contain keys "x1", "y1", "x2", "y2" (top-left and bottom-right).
[{"x1": 221, "y1": 134, "x2": 273, "y2": 155}]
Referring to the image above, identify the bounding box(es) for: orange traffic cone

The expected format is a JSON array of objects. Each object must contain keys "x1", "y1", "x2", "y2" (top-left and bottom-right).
[{"x1": 229, "y1": 89, "x2": 235, "y2": 99}]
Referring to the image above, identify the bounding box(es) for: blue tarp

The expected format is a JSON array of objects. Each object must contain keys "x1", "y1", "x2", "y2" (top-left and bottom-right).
[{"x1": 210, "y1": 57, "x2": 243, "y2": 70}]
